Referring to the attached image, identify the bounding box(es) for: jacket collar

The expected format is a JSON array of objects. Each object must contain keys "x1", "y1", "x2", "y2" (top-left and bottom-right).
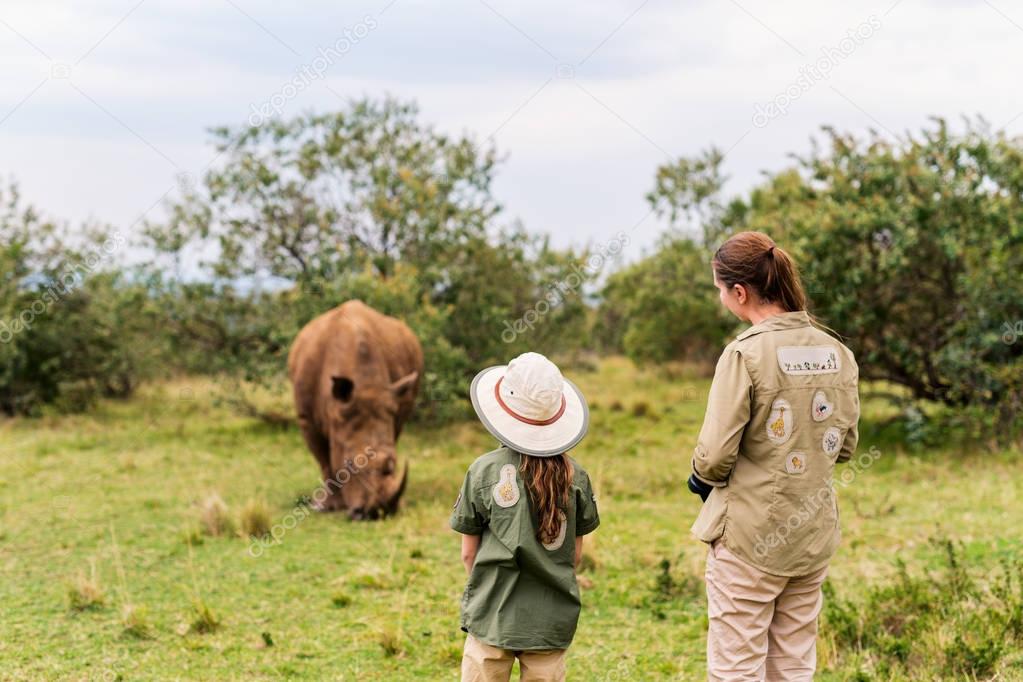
[{"x1": 735, "y1": 310, "x2": 812, "y2": 341}]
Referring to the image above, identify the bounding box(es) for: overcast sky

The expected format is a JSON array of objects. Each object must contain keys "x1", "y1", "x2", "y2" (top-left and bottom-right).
[{"x1": 2, "y1": 0, "x2": 1021, "y2": 265}]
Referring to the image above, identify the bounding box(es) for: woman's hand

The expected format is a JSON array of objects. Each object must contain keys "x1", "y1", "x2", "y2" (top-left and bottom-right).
[{"x1": 687, "y1": 474, "x2": 713, "y2": 503}]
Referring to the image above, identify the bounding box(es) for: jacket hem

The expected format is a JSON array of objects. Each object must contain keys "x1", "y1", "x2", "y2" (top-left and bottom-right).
[
  {"x1": 719, "y1": 538, "x2": 834, "y2": 578},
  {"x1": 463, "y1": 627, "x2": 571, "y2": 652}
]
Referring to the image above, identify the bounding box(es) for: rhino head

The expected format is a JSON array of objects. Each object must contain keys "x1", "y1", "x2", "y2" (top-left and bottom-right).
[{"x1": 324, "y1": 370, "x2": 416, "y2": 520}]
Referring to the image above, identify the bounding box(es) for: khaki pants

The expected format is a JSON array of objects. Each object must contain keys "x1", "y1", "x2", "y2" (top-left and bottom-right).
[
  {"x1": 705, "y1": 542, "x2": 828, "y2": 682},
  {"x1": 461, "y1": 634, "x2": 567, "y2": 682}
]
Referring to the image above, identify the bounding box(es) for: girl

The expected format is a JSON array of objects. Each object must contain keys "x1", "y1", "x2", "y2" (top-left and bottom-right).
[
  {"x1": 451, "y1": 351, "x2": 599, "y2": 682},
  {"x1": 687, "y1": 231, "x2": 860, "y2": 681}
]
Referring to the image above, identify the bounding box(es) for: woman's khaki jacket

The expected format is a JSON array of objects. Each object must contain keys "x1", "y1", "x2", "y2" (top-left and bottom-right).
[{"x1": 691, "y1": 311, "x2": 860, "y2": 576}]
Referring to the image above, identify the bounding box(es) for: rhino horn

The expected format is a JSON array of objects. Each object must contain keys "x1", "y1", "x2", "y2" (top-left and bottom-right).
[{"x1": 385, "y1": 461, "x2": 409, "y2": 513}]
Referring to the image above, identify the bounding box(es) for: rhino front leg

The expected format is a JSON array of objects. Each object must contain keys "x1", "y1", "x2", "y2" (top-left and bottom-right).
[{"x1": 298, "y1": 417, "x2": 344, "y2": 512}]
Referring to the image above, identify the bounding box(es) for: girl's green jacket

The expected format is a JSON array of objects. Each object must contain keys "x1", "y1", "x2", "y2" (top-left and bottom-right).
[{"x1": 451, "y1": 447, "x2": 599, "y2": 650}]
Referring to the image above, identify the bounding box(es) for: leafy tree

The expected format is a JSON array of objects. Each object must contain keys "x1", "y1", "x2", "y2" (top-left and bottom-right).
[
  {"x1": 146, "y1": 98, "x2": 593, "y2": 420},
  {"x1": 644, "y1": 119, "x2": 1023, "y2": 426},
  {"x1": 146, "y1": 97, "x2": 499, "y2": 284},
  {"x1": 646, "y1": 146, "x2": 728, "y2": 239}
]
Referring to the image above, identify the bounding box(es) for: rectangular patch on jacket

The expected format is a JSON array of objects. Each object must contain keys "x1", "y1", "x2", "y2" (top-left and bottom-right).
[{"x1": 777, "y1": 345, "x2": 840, "y2": 375}]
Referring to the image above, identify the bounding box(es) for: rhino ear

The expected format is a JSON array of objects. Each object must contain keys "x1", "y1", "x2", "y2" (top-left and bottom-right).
[
  {"x1": 390, "y1": 371, "x2": 418, "y2": 398},
  {"x1": 332, "y1": 376, "x2": 355, "y2": 402}
]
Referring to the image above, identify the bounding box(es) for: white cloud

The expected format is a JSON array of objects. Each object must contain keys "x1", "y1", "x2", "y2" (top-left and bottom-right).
[{"x1": 2, "y1": 0, "x2": 1023, "y2": 262}]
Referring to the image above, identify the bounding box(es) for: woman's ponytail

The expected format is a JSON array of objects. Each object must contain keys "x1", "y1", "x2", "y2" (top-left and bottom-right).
[{"x1": 713, "y1": 231, "x2": 807, "y2": 312}]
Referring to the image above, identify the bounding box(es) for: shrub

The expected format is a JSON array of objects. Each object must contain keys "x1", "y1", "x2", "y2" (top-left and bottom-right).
[
  {"x1": 597, "y1": 238, "x2": 731, "y2": 364},
  {"x1": 823, "y1": 538, "x2": 1023, "y2": 679},
  {"x1": 944, "y1": 626, "x2": 1004, "y2": 678},
  {"x1": 0, "y1": 183, "x2": 157, "y2": 415}
]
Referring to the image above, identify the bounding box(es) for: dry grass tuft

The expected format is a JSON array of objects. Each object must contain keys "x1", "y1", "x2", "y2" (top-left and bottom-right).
[
  {"x1": 238, "y1": 498, "x2": 272, "y2": 538},
  {"x1": 378, "y1": 628, "x2": 403, "y2": 657},
  {"x1": 189, "y1": 598, "x2": 221, "y2": 634},
  {"x1": 120, "y1": 603, "x2": 152, "y2": 639},
  {"x1": 197, "y1": 493, "x2": 234, "y2": 537},
  {"x1": 67, "y1": 560, "x2": 105, "y2": 612}
]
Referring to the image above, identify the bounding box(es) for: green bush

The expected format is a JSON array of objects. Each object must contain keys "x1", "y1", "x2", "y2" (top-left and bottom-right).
[
  {"x1": 597, "y1": 237, "x2": 732, "y2": 364},
  {"x1": 0, "y1": 183, "x2": 157, "y2": 415},
  {"x1": 823, "y1": 538, "x2": 1023, "y2": 679}
]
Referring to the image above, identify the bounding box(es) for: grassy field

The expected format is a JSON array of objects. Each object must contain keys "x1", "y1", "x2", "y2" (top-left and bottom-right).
[{"x1": 2, "y1": 356, "x2": 1022, "y2": 681}]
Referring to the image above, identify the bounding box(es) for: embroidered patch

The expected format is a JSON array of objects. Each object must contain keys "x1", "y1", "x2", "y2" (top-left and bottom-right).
[
  {"x1": 542, "y1": 510, "x2": 568, "y2": 551},
  {"x1": 812, "y1": 390, "x2": 834, "y2": 422},
  {"x1": 492, "y1": 464, "x2": 520, "y2": 508},
  {"x1": 777, "y1": 346, "x2": 841, "y2": 375},
  {"x1": 785, "y1": 451, "x2": 807, "y2": 475},
  {"x1": 822, "y1": 427, "x2": 843, "y2": 457},
  {"x1": 766, "y1": 398, "x2": 794, "y2": 445}
]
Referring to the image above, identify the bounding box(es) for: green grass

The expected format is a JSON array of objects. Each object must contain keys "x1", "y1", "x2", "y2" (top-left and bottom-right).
[{"x1": 1, "y1": 357, "x2": 1022, "y2": 680}]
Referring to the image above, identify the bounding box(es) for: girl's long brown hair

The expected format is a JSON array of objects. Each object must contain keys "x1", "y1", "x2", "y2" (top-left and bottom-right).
[
  {"x1": 520, "y1": 453, "x2": 573, "y2": 545},
  {"x1": 712, "y1": 231, "x2": 807, "y2": 312}
]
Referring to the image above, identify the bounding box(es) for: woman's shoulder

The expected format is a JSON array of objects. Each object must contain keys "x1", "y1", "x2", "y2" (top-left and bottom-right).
[{"x1": 806, "y1": 326, "x2": 858, "y2": 368}]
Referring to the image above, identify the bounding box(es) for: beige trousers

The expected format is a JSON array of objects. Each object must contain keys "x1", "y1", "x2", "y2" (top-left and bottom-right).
[
  {"x1": 461, "y1": 634, "x2": 567, "y2": 682},
  {"x1": 705, "y1": 542, "x2": 828, "y2": 682}
]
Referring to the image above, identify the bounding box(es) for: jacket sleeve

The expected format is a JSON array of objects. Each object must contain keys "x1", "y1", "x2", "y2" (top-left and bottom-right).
[
  {"x1": 574, "y1": 469, "x2": 600, "y2": 536},
  {"x1": 691, "y1": 345, "x2": 753, "y2": 487},
  {"x1": 837, "y1": 383, "x2": 860, "y2": 464},
  {"x1": 449, "y1": 467, "x2": 486, "y2": 534}
]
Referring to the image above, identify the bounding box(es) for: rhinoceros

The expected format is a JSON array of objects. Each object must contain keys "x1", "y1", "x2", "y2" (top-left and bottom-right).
[{"x1": 287, "y1": 300, "x2": 423, "y2": 520}]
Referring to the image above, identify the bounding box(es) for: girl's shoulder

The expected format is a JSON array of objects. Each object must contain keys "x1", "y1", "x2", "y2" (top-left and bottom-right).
[
  {"x1": 466, "y1": 445, "x2": 518, "y2": 486},
  {"x1": 567, "y1": 457, "x2": 594, "y2": 491}
]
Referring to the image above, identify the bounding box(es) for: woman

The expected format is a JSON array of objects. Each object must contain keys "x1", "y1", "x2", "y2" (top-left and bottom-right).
[
  {"x1": 687, "y1": 231, "x2": 860, "y2": 681},
  {"x1": 451, "y1": 351, "x2": 599, "y2": 682}
]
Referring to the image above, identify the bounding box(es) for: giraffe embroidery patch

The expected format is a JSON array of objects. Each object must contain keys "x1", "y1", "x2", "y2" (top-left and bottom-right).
[
  {"x1": 542, "y1": 510, "x2": 568, "y2": 551},
  {"x1": 777, "y1": 346, "x2": 841, "y2": 375},
  {"x1": 812, "y1": 390, "x2": 834, "y2": 422},
  {"x1": 766, "y1": 398, "x2": 794, "y2": 445},
  {"x1": 785, "y1": 452, "x2": 807, "y2": 475},
  {"x1": 822, "y1": 427, "x2": 843, "y2": 457},
  {"x1": 492, "y1": 464, "x2": 520, "y2": 508}
]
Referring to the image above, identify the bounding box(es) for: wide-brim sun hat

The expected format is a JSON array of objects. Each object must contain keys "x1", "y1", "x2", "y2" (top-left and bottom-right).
[{"x1": 470, "y1": 351, "x2": 589, "y2": 457}]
